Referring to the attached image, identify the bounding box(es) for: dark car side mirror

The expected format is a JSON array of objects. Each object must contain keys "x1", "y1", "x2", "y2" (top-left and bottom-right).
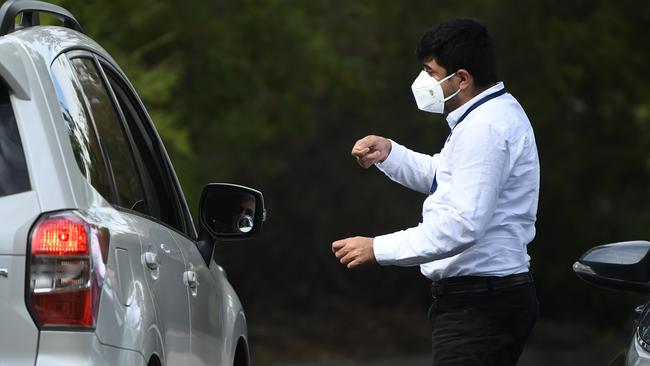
[
  {"x1": 195, "y1": 183, "x2": 266, "y2": 265},
  {"x1": 573, "y1": 241, "x2": 650, "y2": 294},
  {"x1": 199, "y1": 183, "x2": 266, "y2": 239}
]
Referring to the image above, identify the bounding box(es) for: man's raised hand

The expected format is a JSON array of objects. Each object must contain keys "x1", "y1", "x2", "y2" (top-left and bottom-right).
[{"x1": 351, "y1": 135, "x2": 392, "y2": 168}]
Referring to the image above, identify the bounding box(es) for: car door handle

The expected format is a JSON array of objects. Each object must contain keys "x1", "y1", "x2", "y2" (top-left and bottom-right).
[
  {"x1": 183, "y1": 270, "x2": 199, "y2": 289},
  {"x1": 144, "y1": 252, "x2": 159, "y2": 270}
]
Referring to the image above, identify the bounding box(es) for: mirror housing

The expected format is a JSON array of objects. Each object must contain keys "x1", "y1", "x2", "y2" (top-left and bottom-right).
[
  {"x1": 573, "y1": 241, "x2": 650, "y2": 294},
  {"x1": 198, "y1": 183, "x2": 266, "y2": 240}
]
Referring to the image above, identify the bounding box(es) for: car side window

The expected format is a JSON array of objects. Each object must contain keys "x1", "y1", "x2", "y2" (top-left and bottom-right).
[
  {"x1": 50, "y1": 56, "x2": 114, "y2": 202},
  {"x1": 0, "y1": 81, "x2": 30, "y2": 197},
  {"x1": 101, "y1": 64, "x2": 192, "y2": 236},
  {"x1": 68, "y1": 57, "x2": 146, "y2": 212}
]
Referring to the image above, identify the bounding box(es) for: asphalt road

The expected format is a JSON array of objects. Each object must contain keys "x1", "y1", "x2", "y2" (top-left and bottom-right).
[
  {"x1": 273, "y1": 348, "x2": 623, "y2": 366},
  {"x1": 272, "y1": 340, "x2": 626, "y2": 366},
  {"x1": 273, "y1": 356, "x2": 429, "y2": 366},
  {"x1": 263, "y1": 320, "x2": 628, "y2": 366}
]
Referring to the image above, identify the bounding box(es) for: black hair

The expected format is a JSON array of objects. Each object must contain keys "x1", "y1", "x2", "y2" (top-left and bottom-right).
[{"x1": 416, "y1": 18, "x2": 497, "y2": 87}]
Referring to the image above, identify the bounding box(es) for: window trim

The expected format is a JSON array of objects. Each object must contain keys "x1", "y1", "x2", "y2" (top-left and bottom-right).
[
  {"x1": 66, "y1": 52, "x2": 147, "y2": 212},
  {"x1": 96, "y1": 56, "x2": 197, "y2": 241}
]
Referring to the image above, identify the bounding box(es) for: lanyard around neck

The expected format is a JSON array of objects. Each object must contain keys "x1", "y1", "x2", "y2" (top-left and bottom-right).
[
  {"x1": 430, "y1": 88, "x2": 507, "y2": 194},
  {"x1": 447, "y1": 88, "x2": 507, "y2": 141}
]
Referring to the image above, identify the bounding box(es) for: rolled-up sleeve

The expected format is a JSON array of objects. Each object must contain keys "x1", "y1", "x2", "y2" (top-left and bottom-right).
[{"x1": 373, "y1": 121, "x2": 508, "y2": 266}]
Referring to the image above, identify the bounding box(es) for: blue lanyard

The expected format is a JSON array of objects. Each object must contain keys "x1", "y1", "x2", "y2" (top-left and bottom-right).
[{"x1": 429, "y1": 88, "x2": 507, "y2": 194}]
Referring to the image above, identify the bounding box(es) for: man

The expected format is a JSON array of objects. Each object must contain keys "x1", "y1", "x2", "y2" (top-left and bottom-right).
[{"x1": 332, "y1": 18, "x2": 539, "y2": 365}]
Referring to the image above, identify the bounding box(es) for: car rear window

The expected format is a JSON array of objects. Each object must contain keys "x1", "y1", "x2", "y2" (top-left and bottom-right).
[
  {"x1": 0, "y1": 81, "x2": 30, "y2": 197},
  {"x1": 69, "y1": 57, "x2": 145, "y2": 212},
  {"x1": 50, "y1": 56, "x2": 114, "y2": 202}
]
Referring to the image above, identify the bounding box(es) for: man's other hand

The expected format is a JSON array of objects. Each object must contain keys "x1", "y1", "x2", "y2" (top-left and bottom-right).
[
  {"x1": 351, "y1": 135, "x2": 392, "y2": 168},
  {"x1": 332, "y1": 236, "x2": 376, "y2": 269}
]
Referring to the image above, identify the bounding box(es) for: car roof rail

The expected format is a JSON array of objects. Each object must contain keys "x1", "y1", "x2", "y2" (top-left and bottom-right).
[{"x1": 0, "y1": 0, "x2": 82, "y2": 37}]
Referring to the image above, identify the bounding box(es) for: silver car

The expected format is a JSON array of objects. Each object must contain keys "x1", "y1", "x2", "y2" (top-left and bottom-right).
[{"x1": 0, "y1": 0, "x2": 264, "y2": 365}]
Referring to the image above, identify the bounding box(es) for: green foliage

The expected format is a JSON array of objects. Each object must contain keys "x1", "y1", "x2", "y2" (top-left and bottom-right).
[
  {"x1": 53, "y1": 0, "x2": 190, "y2": 159},
  {"x1": 45, "y1": 0, "x2": 650, "y2": 326}
]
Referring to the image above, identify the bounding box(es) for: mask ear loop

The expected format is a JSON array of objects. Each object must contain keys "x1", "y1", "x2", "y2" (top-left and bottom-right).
[
  {"x1": 439, "y1": 72, "x2": 461, "y2": 102},
  {"x1": 443, "y1": 88, "x2": 461, "y2": 102},
  {"x1": 437, "y1": 72, "x2": 456, "y2": 84}
]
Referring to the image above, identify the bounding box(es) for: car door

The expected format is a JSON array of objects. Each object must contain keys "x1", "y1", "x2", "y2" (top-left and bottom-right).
[
  {"x1": 100, "y1": 59, "x2": 227, "y2": 366},
  {"x1": 56, "y1": 53, "x2": 193, "y2": 362},
  {"x1": 169, "y1": 230, "x2": 227, "y2": 366}
]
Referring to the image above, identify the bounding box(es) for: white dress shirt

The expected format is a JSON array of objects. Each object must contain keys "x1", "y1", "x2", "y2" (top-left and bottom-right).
[{"x1": 373, "y1": 82, "x2": 540, "y2": 281}]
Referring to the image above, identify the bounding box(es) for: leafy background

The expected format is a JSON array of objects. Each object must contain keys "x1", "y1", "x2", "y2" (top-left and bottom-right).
[{"x1": 49, "y1": 0, "x2": 650, "y2": 364}]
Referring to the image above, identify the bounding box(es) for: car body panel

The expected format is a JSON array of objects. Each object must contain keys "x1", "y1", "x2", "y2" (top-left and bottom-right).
[
  {"x1": 208, "y1": 259, "x2": 249, "y2": 366},
  {"x1": 138, "y1": 219, "x2": 192, "y2": 364},
  {"x1": 0, "y1": 254, "x2": 39, "y2": 366},
  {"x1": 36, "y1": 331, "x2": 145, "y2": 366},
  {"x1": 169, "y1": 230, "x2": 227, "y2": 365},
  {"x1": 0, "y1": 19, "x2": 251, "y2": 366},
  {"x1": 83, "y1": 206, "x2": 159, "y2": 355},
  {"x1": 0, "y1": 191, "x2": 39, "y2": 255}
]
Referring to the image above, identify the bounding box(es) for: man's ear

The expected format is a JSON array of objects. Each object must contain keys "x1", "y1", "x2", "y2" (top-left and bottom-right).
[{"x1": 456, "y1": 69, "x2": 474, "y2": 91}]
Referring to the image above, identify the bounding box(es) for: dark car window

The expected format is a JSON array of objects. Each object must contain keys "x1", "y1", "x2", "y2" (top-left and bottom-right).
[
  {"x1": 50, "y1": 56, "x2": 114, "y2": 202},
  {"x1": 0, "y1": 82, "x2": 30, "y2": 197},
  {"x1": 68, "y1": 57, "x2": 146, "y2": 212},
  {"x1": 101, "y1": 63, "x2": 192, "y2": 237}
]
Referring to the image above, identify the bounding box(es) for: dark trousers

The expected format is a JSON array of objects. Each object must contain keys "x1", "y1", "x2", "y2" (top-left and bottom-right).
[{"x1": 428, "y1": 279, "x2": 538, "y2": 365}]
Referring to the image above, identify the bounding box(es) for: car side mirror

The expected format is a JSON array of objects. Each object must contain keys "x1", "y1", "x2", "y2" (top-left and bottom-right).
[
  {"x1": 573, "y1": 241, "x2": 650, "y2": 294},
  {"x1": 199, "y1": 183, "x2": 266, "y2": 240}
]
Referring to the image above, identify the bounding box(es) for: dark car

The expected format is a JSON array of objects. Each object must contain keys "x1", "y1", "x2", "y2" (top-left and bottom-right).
[{"x1": 574, "y1": 241, "x2": 650, "y2": 365}]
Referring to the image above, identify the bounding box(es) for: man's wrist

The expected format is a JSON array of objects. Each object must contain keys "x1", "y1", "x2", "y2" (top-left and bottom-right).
[
  {"x1": 379, "y1": 138, "x2": 392, "y2": 163},
  {"x1": 375, "y1": 139, "x2": 404, "y2": 170},
  {"x1": 369, "y1": 237, "x2": 377, "y2": 262}
]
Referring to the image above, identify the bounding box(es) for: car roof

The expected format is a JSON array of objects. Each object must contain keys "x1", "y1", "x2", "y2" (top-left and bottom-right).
[
  {"x1": 5, "y1": 25, "x2": 117, "y2": 63},
  {"x1": 0, "y1": 26, "x2": 123, "y2": 98}
]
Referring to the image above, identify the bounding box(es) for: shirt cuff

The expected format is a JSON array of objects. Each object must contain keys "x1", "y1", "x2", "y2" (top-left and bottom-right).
[
  {"x1": 373, "y1": 233, "x2": 397, "y2": 266},
  {"x1": 375, "y1": 140, "x2": 406, "y2": 173}
]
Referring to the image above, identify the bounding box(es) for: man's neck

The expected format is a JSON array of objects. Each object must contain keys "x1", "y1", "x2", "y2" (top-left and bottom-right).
[
  {"x1": 445, "y1": 82, "x2": 498, "y2": 116},
  {"x1": 466, "y1": 82, "x2": 497, "y2": 100}
]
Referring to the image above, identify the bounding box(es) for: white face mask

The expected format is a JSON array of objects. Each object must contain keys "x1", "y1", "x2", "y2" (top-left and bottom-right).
[{"x1": 411, "y1": 70, "x2": 460, "y2": 114}]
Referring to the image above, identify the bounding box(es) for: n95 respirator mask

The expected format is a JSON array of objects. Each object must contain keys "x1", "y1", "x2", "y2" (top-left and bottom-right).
[{"x1": 411, "y1": 71, "x2": 460, "y2": 114}]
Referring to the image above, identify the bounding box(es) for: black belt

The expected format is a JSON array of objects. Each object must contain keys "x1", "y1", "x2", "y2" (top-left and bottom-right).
[{"x1": 431, "y1": 272, "x2": 533, "y2": 297}]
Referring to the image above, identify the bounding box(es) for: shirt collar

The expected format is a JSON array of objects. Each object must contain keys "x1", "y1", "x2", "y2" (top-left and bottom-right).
[{"x1": 446, "y1": 82, "x2": 505, "y2": 129}]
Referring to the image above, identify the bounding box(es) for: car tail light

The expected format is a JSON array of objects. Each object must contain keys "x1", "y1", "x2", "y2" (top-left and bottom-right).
[{"x1": 27, "y1": 211, "x2": 108, "y2": 329}]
